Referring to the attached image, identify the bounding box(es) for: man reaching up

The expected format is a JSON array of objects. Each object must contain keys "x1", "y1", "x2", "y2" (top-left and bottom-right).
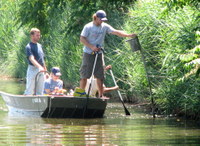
[{"x1": 79, "y1": 10, "x2": 136, "y2": 98}]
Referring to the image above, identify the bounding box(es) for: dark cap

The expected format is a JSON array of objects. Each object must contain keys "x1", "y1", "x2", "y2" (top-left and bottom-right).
[
  {"x1": 96, "y1": 10, "x2": 108, "y2": 21},
  {"x1": 51, "y1": 67, "x2": 62, "y2": 76}
]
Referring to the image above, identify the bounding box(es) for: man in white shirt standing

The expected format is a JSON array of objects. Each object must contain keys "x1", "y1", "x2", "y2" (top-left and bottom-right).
[{"x1": 80, "y1": 10, "x2": 136, "y2": 98}]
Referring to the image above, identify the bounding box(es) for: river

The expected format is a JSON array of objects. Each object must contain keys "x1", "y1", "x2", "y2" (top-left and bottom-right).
[{"x1": 0, "y1": 79, "x2": 200, "y2": 145}]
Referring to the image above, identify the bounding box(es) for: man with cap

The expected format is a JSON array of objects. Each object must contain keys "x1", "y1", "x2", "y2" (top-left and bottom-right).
[
  {"x1": 24, "y1": 28, "x2": 47, "y2": 95},
  {"x1": 44, "y1": 67, "x2": 63, "y2": 94},
  {"x1": 80, "y1": 10, "x2": 136, "y2": 98}
]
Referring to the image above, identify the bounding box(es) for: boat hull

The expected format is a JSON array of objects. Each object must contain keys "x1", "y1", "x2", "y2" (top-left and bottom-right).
[{"x1": 0, "y1": 91, "x2": 107, "y2": 118}]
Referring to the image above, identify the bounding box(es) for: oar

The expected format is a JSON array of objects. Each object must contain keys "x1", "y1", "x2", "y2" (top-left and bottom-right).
[{"x1": 110, "y1": 70, "x2": 131, "y2": 116}]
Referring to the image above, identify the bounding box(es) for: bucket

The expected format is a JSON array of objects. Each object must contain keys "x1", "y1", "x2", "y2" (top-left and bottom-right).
[{"x1": 126, "y1": 36, "x2": 142, "y2": 52}]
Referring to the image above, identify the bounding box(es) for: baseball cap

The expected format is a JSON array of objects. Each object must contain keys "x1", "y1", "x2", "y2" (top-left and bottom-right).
[
  {"x1": 51, "y1": 67, "x2": 62, "y2": 76},
  {"x1": 96, "y1": 10, "x2": 108, "y2": 21}
]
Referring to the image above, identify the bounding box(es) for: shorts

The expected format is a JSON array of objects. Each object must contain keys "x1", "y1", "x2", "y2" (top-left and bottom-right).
[{"x1": 80, "y1": 52, "x2": 104, "y2": 80}]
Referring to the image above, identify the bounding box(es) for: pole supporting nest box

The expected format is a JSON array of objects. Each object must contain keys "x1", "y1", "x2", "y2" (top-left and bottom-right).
[
  {"x1": 126, "y1": 36, "x2": 142, "y2": 52},
  {"x1": 126, "y1": 36, "x2": 156, "y2": 118}
]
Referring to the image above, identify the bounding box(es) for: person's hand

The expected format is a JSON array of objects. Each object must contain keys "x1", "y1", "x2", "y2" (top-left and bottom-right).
[
  {"x1": 45, "y1": 73, "x2": 50, "y2": 79},
  {"x1": 105, "y1": 65, "x2": 112, "y2": 70},
  {"x1": 130, "y1": 33, "x2": 137, "y2": 38},
  {"x1": 39, "y1": 66, "x2": 45, "y2": 72},
  {"x1": 54, "y1": 87, "x2": 59, "y2": 90},
  {"x1": 44, "y1": 67, "x2": 47, "y2": 72},
  {"x1": 53, "y1": 87, "x2": 59, "y2": 94},
  {"x1": 91, "y1": 45, "x2": 100, "y2": 52}
]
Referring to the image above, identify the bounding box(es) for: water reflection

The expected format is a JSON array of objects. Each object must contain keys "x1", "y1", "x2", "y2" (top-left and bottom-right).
[
  {"x1": 0, "y1": 107, "x2": 200, "y2": 146},
  {"x1": 0, "y1": 105, "x2": 200, "y2": 145},
  {"x1": 0, "y1": 80, "x2": 200, "y2": 145}
]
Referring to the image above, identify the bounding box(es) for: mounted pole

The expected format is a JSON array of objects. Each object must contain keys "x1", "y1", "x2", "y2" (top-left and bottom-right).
[{"x1": 126, "y1": 36, "x2": 155, "y2": 118}]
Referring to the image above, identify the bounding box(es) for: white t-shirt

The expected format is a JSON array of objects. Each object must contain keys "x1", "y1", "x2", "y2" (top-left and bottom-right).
[
  {"x1": 81, "y1": 22, "x2": 116, "y2": 54},
  {"x1": 44, "y1": 78, "x2": 63, "y2": 94}
]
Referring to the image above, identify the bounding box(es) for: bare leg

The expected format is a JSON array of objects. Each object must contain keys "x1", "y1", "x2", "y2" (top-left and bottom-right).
[
  {"x1": 103, "y1": 85, "x2": 119, "y2": 93},
  {"x1": 96, "y1": 78, "x2": 103, "y2": 97},
  {"x1": 80, "y1": 78, "x2": 87, "y2": 89}
]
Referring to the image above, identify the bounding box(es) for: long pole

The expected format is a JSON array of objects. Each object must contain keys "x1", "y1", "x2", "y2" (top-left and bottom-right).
[
  {"x1": 126, "y1": 37, "x2": 155, "y2": 118},
  {"x1": 140, "y1": 49, "x2": 155, "y2": 118},
  {"x1": 110, "y1": 70, "x2": 131, "y2": 116},
  {"x1": 83, "y1": 53, "x2": 99, "y2": 118},
  {"x1": 87, "y1": 53, "x2": 99, "y2": 97}
]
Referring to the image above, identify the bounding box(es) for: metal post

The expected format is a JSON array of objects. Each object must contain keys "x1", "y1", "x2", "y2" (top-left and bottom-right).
[
  {"x1": 140, "y1": 49, "x2": 155, "y2": 118},
  {"x1": 126, "y1": 37, "x2": 155, "y2": 118}
]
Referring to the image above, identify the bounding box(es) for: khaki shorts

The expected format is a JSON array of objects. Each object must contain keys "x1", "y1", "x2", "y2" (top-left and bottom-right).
[{"x1": 80, "y1": 53, "x2": 104, "y2": 80}]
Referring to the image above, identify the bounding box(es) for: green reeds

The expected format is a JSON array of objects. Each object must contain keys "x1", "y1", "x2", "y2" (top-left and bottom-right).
[{"x1": 0, "y1": 0, "x2": 199, "y2": 118}]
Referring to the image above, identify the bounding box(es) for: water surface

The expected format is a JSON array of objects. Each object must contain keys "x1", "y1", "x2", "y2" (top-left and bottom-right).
[{"x1": 0, "y1": 79, "x2": 200, "y2": 145}]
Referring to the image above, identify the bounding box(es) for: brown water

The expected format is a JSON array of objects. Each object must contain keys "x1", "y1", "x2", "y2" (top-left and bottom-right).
[{"x1": 0, "y1": 79, "x2": 200, "y2": 145}]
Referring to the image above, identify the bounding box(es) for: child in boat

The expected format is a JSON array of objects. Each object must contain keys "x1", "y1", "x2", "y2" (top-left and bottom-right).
[{"x1": 44, "y1": 67, "x2": 64, "y2": 95}]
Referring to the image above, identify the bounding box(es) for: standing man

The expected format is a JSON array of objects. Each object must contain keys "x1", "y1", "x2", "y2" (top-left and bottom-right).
[
  {"x1": 80, "y1": 10, "x2": 136, "y2": 98},
  {"x1": 24, "y1": 28, "x2": 47, "y2": 95}
]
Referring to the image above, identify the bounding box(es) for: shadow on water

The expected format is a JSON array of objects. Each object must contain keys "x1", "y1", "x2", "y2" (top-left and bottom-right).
[{"x1": 0, "y1": 79, "x2": 200, "y2": 145}]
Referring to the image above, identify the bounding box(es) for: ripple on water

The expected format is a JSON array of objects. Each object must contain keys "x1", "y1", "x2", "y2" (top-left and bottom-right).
[{"x1": 0, "y1": 80, "x2": 200, "y2": 145}]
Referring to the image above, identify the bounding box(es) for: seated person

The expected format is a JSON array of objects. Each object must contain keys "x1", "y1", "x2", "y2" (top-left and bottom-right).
[
  {"x1": 85, "y1": 65, "x2": 119, "y2": 97},
  {"x1": 44, "y1": 67, "x2": 63, "y2": 94}
]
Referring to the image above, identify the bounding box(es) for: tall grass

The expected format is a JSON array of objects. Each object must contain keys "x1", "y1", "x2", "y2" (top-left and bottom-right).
[
  {"x1": 0, "y1": 0, "x2": 22, "y2": 76},
  {"x1": 123, "y1": 0, "x2": 200, "y2": 117},
  {"x1": 0, "y1": 0, "x2": 199, "y2": 118},
  {"x1": 11, "y1": 0, "x2": 136, "y2": 89}
]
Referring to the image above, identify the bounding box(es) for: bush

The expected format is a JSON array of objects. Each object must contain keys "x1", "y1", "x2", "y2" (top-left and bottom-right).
[
  {"x1": 0, "y1": 0, "x2": 199, "y2": 118},
  {"x1": 123, "y1": 0, "x2": 200, "y2": 116}
]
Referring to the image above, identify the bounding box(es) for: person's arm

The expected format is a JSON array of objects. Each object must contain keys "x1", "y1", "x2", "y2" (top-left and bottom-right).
[
  {"x1": 44, "y1": 89, "x2": 51, "y2": 94},
  {"x1": 80, "y1": 36, "x2": 100, "y2": 52},
  {"x1": 105, "y1": 65, "x2": 112, "y2": 71},
  {"x1": 57, "y1": 80, "x2": 63, "y2": 89},
  {"x1": 42, "y1": 62, "x2": 49, "y2": 78},
  {"x1": 111, "y1": 30, "x2": 137, "y2": 38},
  {"x1": 29, "y1": 55, "x2": 45, "y2": 71},
  {"x1": 43, "y1": 62, "x2": 47, "y2": 71},
  {"x1": 45, "y1": 88, "x2": 58, "y2": 94},
  {"x1": 44, "y1": 81, "x2": 51, "y2": 94}
]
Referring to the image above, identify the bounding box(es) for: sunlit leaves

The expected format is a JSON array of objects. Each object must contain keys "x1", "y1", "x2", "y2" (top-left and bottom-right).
[
  {"x1": 0, "y1": 0, "x2": 200, "y2": 117},
  {"x1": 124, "y1": 0, "x2": 200, "y2": 116},
  {"x1": 163, "y1": 0, "x2": 199, "y2": 10}
]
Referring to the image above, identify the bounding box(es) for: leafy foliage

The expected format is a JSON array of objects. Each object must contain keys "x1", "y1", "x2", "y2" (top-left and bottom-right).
[
  {"x1": 0, "y1": 0, "x2": 199, "y2": 118},
  {"x1": 124, "y1": 0, "x2": 200, "y2": 117},
  {"x1": 13, "y1": 0, "x2": 136, "y2": 84},
  {"x1": 162, "y1": 0, "x2": 199, "y2": 10}
]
